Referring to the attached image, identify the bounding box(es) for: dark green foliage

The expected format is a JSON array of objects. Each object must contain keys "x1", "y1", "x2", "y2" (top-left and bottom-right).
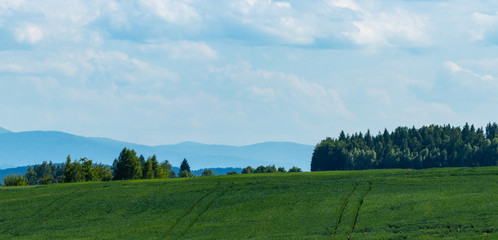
[
  {"x1": 139, "y1": 155, "x2": 146, "y2": 166},
  {"x1": 241, "y1": 166, "x2": 254, "y2": 174},
  {"x1": 113, "y1": 148, "x2": 142, "y2": 180},
  {"x1": 3, "y1": 174, "x2": 26, "y2": 186},
  {"x1": 93, "y1": 163, "x2": 113, "y2": 181},
  {"x1": 254, "y1": 165, "x2": 266, "y2": 173},
  {"x1": 142, "y1": 158, "x2": 154, "y2": 179},
  {"x1": 277, "y1": 167, "x2": 286, "y2": 173},
  {"x1": 24, "y1": 166, "x2": 37, "y2": 185},
  {"x1": 81, "y1": 158, "x2": 94, "y2": 181},
  {"x1": 201, "y1": 169, "x2": 215, "y2": 176},
  {"x1": 141, "y1": 156, "x2": 166, "y2": 180},
  {"x1": 254, "y1": 165, "x2": 277, "y2": 173},
  {"x1": 178, "y1": 170, "x2": 194, "y2": 178},
  {"x1": 23, "y1": 161, "x2": 63, "y2": 185},
  {"x1": 180, "y1": 158, "x2": 191, "y2": 173},
  {"x1": 63, "y1": 156, "x2": 74, "y2": 183},
  {"x1": 288, "y1": 166, "x2": 302, "y2": 172},
  {"x1": 226, "y1": 171, "x2": 237, "y2": 175},
  {"x1": 160, "y1": 160, "x2": 176, "y2": 178},
  {"x1": 63, "y1": 155, "x2": 111, "y2": 182},
  {"x1": 311, "y1": 123, "x2": 498, "y2": 171}
]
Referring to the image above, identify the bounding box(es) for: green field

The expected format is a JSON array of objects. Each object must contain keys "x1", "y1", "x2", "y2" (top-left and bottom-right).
[{"x1": 1, "y1": 167, "x2": 497, "y2": 239}]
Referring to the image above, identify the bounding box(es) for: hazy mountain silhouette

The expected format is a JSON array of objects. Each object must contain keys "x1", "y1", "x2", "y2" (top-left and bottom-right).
[
  {"x1": 0, "y1": 128, "x2": 313, "y2": 171},
  {"x1": 0, "y1": 127, "x2": 10, "y2": 134}
]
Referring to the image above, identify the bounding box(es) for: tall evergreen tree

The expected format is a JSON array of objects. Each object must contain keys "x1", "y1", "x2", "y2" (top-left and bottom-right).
[{"x1": 180, "y1": 158, "x2": 191, "y2": 173}]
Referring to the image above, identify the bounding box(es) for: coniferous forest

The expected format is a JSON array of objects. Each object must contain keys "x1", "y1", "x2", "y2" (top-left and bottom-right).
[{"x1": 311, "y1": 123, "x2": 498, "y2": 171}]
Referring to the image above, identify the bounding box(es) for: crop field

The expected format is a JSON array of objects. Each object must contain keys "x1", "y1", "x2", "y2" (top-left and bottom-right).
[{"x1": 0, "y1": 167, "x2": 497, "y2": 239}]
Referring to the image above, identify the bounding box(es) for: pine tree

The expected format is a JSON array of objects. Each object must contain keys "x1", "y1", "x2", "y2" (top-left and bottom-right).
[{"x1": 180, "y1": 158, "x2": 191, "y2": 173}]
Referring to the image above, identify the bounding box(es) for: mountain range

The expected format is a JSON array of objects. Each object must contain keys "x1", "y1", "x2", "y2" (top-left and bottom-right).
[{"x1": 0, "y1": 128, "x2": 314, "y2": 171}]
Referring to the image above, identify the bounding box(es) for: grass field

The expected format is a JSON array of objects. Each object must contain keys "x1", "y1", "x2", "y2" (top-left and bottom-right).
[{"x1": 0, "y1": 167, "x2": 497, "y2": 239}]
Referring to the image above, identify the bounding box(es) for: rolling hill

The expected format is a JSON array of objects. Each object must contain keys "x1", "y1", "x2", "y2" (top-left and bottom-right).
[
  {"x1": 0, "y1": 128, "x2": 313, "y2": 171},
  {"x1": 1, "y1": 167, "x2": 496, "y2": 239}
]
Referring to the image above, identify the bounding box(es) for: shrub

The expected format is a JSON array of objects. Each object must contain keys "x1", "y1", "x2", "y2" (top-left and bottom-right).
[
  {"x1": 178, "y1": 170, "x2": 195, "y2": 178},
  {"x1": 201, "y1": 169, "x2": 215, "y2": 177},
  {"x1": 226, "y1": 171, "x2": 238, "y2": 175},
  {"x1": 254, "y1": 166, "x2": 266, "y2": 173},
  {"x1": 3, "y1": 174, "x2": 26, "y2": 187},
  {"x1": 241, "y1": 166, "x2": 254, "y2": 174},
  {"x1": 288, "y1": 166, "x2": 302, "y2": 172}
]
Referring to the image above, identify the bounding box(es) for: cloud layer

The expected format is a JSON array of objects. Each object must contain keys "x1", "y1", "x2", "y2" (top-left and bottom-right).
[{"x1": 1, "y1": 0, "x2": 498, "y2": 146}]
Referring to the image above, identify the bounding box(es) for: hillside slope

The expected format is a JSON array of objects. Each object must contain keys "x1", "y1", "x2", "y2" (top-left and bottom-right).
[
  {"x1": 0, "y1": 129, "x2": 313, "y2": 170},
  {"x1": 0, "y1": 167, "x2": 496, "y2": 239}
]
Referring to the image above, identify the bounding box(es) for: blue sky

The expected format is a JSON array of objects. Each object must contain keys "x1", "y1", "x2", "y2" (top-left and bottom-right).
[{"x1": 1, "y1": 0, "x2": 498, "y2": 146}]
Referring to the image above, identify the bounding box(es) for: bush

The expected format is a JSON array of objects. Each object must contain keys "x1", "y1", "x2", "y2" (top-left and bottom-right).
[
  {"x1": 265, "y1": 165, "x2": 277, "y2": 173},
  {"x1": 288, "y1": 166, "x2": 302, "y2": 172},
  {"x1": 226, "y1": 171, "x2": 238, "y2": 175},
  {"x1": 201, "y1": 169, "x2": 215, "y2": 177},
  {"x1": 277, "y1": 167, "x2": 286, "y2": 173},
  {"x1": 178, "y1": 170, "x2": 195, "y2": 178},
  {"x1": 254, "y1": 166, "x2": 266, "y2": 173},
  {"x1": 3, "y1": 174, "x2": 26, "y2": 186},
  {"x1": 241, "y1": 166, "x2": 254, "y2": 174},
  {"x1": 39, "y1": 176, "x2": 54, "y2": 185}
]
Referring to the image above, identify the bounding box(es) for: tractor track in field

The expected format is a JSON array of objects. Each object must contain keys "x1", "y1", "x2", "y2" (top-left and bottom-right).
[
  {"x1": 347, "y1": 182, "x2": 372, "y2": 240},
  {"x1": 330, "y1": 182, "x2": 358, "y2": 239},
  {"x1": 40, "y1": 188, "x2": 90, "y2": 222},
  {"x1": 179, "y1": 182, "x2": 233, "y2": 238},
  {"x1": 165, "y1": 182, "x2": 233, "y2": 240},
  {"x1": 2, "y1": 187, "x2": 88, "y2": 237},
  {"x1": 164, "y1": 190, "x2": 214, "y2": 239}
]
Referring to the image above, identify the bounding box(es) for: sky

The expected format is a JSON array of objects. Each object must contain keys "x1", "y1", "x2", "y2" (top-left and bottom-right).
[{"x1": 1, "y1": 0, "x2": 498, "y2": 146}]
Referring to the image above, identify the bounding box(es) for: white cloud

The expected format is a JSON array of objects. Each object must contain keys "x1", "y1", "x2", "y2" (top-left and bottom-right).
[
  {"x1": 15, "y1": 24, "x2": 43, "y2": 44},
  {"x1": 260, "y1": 16, "x2": 317, "y2": 44},
  {"x1": 210, "y1": 62, "x2": 352, "y2": 117},
  {"x1": 168, "y1": 41, "x2": 218, "y2": 60},
  {"x1": 328, "y1": 0, "x2": 360, "y2": 11},
  {"x1": 139, "y1": 0, "x2": 200, "y2": 23},
  {"x1": 336, "y1": 4, "x2": 431, "y2": 47},
  {"x1": 247, "y1": 86, "x2": 276, "y2": 102},
  {"x1": 229, "y1": 0, "x2": 319, "y2": 45},
  {"x1": 139, "y1": 40, "x2": 218, "y2": 61},
  {"x1": 470, "y1": 11, "x2": 498, "y2": 41},
  {"x1": 444, "y1": 61, "x2": 494, "y2": 82},
  {"x1": 0, "y1": 0, "x2": 25, "y2": 11},
  {"x1": 274, "y1": 1, "x2": 291, "y2": 9}
]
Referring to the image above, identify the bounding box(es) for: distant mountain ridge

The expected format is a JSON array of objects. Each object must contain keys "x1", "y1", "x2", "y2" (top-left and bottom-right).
[
  {"x1": 0, "y1": 128, "x2": 313, "y2": 171},
  {"x1": 0, "y1": 127, "x2": 10, "y2": 134}
]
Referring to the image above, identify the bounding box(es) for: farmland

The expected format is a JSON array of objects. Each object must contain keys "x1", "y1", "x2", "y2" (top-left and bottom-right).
[{"x1": 1, "y1": 167, "x2": 497, "y2": 239}]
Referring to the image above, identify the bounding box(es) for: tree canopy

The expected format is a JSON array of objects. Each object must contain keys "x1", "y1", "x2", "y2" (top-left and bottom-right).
[
  {"x1": 113, "y1": 148, "x2": 142, "y2": 180},
  {"x1": 311, "y1": 123, "x2": 498, "y2": 171}
]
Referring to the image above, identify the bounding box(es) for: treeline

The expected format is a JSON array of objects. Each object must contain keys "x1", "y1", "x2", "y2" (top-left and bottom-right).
[
  {"x1": 199, "y1": 165, "x2": 302, "y2": 176},
  {"x1": 311, "y1": 123, "x2": 498, "y2": 171},
  {"x1": 3, "y1": 147, "x2": 303, "y2": 186},
  {"x1": 240, "y1": 165, "x2": 302, "y2": 174},
  {"x1": 3, "y1": 148, "x2": 177, "y2": 186}
]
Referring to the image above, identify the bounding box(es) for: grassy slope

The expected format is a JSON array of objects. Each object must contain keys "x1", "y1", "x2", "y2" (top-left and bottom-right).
[{"x1": 0, "y1": 167, "x2": 497, "y2": 239}]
